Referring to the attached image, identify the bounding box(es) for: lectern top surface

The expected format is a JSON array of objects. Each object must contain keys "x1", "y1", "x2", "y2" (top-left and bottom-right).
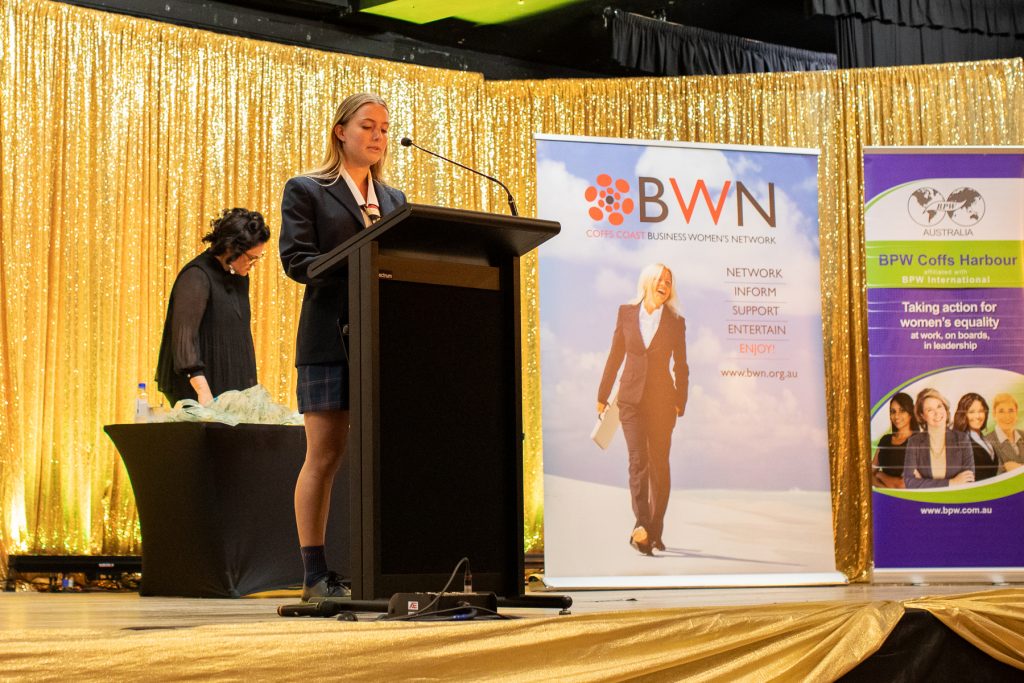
[{"x1": 309, "y1": 203, "x2": 560, "y2": 277}]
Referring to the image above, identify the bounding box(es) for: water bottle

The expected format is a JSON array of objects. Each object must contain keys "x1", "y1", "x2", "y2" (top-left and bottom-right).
[{"x1": 134, "y1": 382, "x2": 151, "y2": 423}]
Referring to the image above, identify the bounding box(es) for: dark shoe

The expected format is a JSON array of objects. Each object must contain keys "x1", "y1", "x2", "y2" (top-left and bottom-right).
[
  {"x1": 630, "y1": 526, "x2": 653, "y2": 556},
  {"x1": 652, "y1": 538, "x2": 666, "y2": 552},
  {"x1": 301, "y1": 571, "x2": 351, "y2": 602}
]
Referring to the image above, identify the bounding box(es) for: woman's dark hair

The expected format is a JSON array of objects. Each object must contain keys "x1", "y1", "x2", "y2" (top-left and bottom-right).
[
  {"x1": 889, "y1": 392, "x2": 919, "y2": 433},
  {"x1": 202, "y1": 208, "x2": 270, "y2": 259},
  {"x1": 953, "y1": 392, "x2": 989, "y2": 434}
]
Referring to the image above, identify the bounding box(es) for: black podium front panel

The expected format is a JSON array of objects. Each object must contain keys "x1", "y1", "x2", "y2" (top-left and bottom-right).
[
  {"x1": 328, "y1": 205, "x2": 557, "y2": 600},
  {"x1": 376, "y1": 279, "x2": 517, "y2": 591},
  {"x1": 106, "y1": 422, "x2": 348, "y2": 598}
]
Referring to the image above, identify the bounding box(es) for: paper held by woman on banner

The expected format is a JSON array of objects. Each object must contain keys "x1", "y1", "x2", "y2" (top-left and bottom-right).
[{"x1": 591, "y1": 387, "x2": 620, "y2": 450}]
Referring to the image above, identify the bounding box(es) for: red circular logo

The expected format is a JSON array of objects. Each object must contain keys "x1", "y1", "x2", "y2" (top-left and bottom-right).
[{"x1": 585, "y1": 174, "x2": 634, "y2": 226}]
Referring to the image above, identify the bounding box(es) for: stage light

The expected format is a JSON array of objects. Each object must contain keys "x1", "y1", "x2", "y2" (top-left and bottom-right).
[{"x1": 360, "y1": 0, "x2": 584, "y2": 25}]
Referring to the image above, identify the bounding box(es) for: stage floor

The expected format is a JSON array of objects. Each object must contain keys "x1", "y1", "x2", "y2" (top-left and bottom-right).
[
  {"x1": 0, "y1": 582, "x2": 1012, "y2": 629},
  {"x1": 2, "y1": 583, "x2": 1022, "y2": 681}
]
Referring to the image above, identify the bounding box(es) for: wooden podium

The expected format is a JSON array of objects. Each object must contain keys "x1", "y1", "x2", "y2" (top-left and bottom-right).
[{"x1": 309, "y1": 203, "x2": 559, "y2": 600}]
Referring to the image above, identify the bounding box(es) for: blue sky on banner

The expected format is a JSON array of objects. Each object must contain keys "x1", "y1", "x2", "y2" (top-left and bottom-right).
[{"x1": 536, "y1": 137, "x2": 828, "y2": 491}]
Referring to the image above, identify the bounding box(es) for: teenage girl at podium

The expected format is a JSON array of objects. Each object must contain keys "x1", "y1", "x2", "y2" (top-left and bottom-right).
[{"x1": 279, "y1": 93, "x2": 407, "y2": 601}]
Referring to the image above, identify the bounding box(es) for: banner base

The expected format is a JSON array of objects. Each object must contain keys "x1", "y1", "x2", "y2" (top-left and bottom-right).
[
  {"x1": 539, "y1": 572, "x2": 848, "y2": 590},
  {"x1": 872, "y1": 567, "x2": 1024, "y2": 585}
]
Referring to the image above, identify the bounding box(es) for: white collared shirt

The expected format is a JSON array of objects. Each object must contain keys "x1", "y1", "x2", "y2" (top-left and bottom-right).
[
  {"x1": 994, "y1": 427, "x2": 1023, "y2": 456},
  {"x1": 970, "y1": 430, "x2": 994, "y2": 455},
  {"x1": 639, "y1": 305, "x2": 663, "y2": 349},
  {"x1": 339, "y1": 166, "x2": 380, "y2": 227}
]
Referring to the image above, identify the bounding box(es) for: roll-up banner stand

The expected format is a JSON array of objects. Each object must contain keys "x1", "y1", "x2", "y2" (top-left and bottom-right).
[
  {"x1": 536, "y1": 134, "x2": 843, "y2": 588},
  {"x1": 864, "y1": 147, "x2": 1024, "y2": 584}
]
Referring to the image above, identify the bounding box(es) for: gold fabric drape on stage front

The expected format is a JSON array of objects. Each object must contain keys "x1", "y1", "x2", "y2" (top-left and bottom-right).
[
  {"x1": 906, "y1": 589, "x2": 1024, "y2": 670},
  {"x1": 4, "y1": 591, "x2": 1024, "y2": 679},
  {"x1": 0, "y1": 599, "x2": 907, "y2": 681},
  {"x1": 1, "y1": 0, "x2": 1023, "y2": 582}
]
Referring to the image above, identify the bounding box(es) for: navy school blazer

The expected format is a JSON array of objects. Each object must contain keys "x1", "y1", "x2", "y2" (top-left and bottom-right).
[{"x1": 279, "y1": 174, "x2": 407, "y2": 366}]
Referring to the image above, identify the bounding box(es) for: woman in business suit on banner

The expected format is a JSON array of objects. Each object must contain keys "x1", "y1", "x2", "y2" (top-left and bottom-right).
[
  {"x1": 597, "y1": 263, "x2": 689, "y2": 556},
  {"x1": 280, "y1": 92, "x2": 407, "y2": 601},
  {"x1": 903, "y1": 387, "x2": 974, "y2": 489}
]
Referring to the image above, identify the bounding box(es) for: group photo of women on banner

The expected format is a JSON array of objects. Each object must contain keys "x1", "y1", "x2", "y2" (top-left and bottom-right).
[
  {"x1": 865, "y1": 148, "x2": 1024, "y2": 575},
  {"x1": 535, "y1": 134, "x2": 840, "y2": 586}
]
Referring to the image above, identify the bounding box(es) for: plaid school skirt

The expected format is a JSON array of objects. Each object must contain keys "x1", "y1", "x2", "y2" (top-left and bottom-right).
[{"x1": 296, "y1": 363, "x2": 349, "y2": 413}]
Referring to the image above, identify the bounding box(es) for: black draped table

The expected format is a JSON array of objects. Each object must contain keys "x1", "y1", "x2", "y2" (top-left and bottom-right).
[{"x1": 105, "y1": 422, "x2": 348, "y2": 598}]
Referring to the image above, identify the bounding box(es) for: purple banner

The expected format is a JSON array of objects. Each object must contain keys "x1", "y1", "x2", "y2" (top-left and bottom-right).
[
  {"x1": 873, "y1": 492, "x2": 1024, "y2": 568},
  {"x1": 864, "y1": 152, "x2": 1024, "y2": 203},
  {"x1": 864, "y1": 148, "x2": 1024, "y2": 575},
  {"x1": 867, "y1": 288, "x2": 1024, "y2": 407}
]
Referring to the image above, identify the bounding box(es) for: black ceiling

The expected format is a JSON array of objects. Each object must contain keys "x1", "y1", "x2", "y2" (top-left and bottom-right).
[
  {"x1": 244, "y1": 0, "x2": 836, "y2": 75},
  {"x1": 66, "y1": 0, "x2": 836, "y2": 78}
]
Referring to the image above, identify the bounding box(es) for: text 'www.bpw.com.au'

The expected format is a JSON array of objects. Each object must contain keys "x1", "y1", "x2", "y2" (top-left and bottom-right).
[{"x1": 920, "y1": 506, "x2": 992, "y2": 516}]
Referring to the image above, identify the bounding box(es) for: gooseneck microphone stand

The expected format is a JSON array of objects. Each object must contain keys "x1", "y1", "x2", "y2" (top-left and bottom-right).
[{"x1": 400, "y1": 137, "x2": 519, "y2": 216}]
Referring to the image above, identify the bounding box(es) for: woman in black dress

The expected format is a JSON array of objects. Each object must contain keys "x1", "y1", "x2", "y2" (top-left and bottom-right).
[
  {"x1": 871, "y1": 392, "x2": 918, "y2": 488},
  {"x1": 953, "y1": 392, "x2": 999, "y2": 481},
  {"x1": 156, "y1": 208, "x2": 270, "y2": 406}
]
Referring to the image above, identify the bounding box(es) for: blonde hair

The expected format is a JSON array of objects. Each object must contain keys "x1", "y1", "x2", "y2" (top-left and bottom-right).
[
  {"x1": 914, "y1": 387, "x2": 950, "y2": 426},
  {"x1": 306, "y1": 93, "x2": 390, "y2": 183},
  {"x1": 992, "y1": 393, "x2": 1019, "y2": 412},
  {"x1": 630, "y1": 263, "x2": 679, "y2": 314}
]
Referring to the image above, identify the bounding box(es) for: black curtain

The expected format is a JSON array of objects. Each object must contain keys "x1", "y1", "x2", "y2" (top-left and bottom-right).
[
  {"x1": 811, "y1": 0, "x2": 1024, "y2": 68},
  {"x1": 610, "y1": 11, "x2": 837, "y2": 76}
]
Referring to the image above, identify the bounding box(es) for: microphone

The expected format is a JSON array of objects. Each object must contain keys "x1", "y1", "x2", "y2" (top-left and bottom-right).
[{"x1": 400, "y1": 137, "x2": 518, "y2": 216}]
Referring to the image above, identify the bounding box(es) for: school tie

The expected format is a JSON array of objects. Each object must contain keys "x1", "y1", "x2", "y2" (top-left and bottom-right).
[{"x1": 365, "y1": 203, "x2": 381, "y2": 224}]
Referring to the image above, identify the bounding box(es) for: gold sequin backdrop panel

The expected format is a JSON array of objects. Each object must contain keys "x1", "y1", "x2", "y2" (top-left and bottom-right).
[
  {"x1": 485, "y1": 72, "x2": 842, "y2": 563},
  {"x1": 485, "y1": 59, "x2": 1024, "y2": 576},
  {"x1": 825, "y1": 60, "x2": 1024, "y2": 577},
  {"x1": 2, "y1": 0, "x2": 1022, "y2": 576},
  {"x1": 0, "y1": 0, "x2": 485, "y2": 558}
]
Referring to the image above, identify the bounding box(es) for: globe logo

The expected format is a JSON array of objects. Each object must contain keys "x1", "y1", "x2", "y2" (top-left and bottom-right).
[
  {"x1": 906, "y1": 186, "x2": 985, "y2": 227},
  {"x1": 945, "y1": 187, "x2": 985, "y2": 226},
  {"x1": 907, "y1": 187, "x2": 946, "y2": 226}
]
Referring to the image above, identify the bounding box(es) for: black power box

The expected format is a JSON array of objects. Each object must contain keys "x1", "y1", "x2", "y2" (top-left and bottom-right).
[{"x1": 387, "y1": 591, "x2": 498, "y2": 617}]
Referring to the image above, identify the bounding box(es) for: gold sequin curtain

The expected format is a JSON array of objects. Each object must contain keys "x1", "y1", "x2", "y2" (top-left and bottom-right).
[
  {"x1": 1, "y1": 0, "x2": 1022, "y2": 580},
  {"x1": 489, "y1": 62, "x2": 1023, "y2": 579},
  {"x1": 0, "y1": 0, "x2": 489, "y2": 562}
]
